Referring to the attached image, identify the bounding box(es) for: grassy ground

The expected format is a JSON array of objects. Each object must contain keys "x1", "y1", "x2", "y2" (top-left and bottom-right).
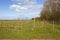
[{"x1": 0, "y1": 20, "x2": 60, "y2": 38}]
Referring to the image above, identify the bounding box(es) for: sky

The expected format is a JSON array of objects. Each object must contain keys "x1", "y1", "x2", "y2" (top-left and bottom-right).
[{"x1": 0, "y1": 0, "x2": 45, "y2": 20}]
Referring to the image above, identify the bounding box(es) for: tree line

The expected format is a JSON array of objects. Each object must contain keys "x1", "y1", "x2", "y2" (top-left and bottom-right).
[{"x1": 34, "y1": 0, "x2": 60, "y2": 24}]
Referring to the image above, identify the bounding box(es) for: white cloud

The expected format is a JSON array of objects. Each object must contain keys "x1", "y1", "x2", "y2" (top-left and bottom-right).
[
  {"x1": 10, "y1": 0, "x2": 43, "y2": 12},
  {"x1": 26, "y1": 5, "x2": 43, "y2": 10},
  {"x1": 10, "y1": 4, "x2": 28, "y2": 12},
  {"x1": 12, "y1": 0, "x2": 37, "y2": 5},
  {"x1": 10, "y1": 4, "x2": 43, "y2": 12}
]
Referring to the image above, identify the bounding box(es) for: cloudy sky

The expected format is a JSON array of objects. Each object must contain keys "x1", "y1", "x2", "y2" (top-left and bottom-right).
[{"x1": 0, "y1": 0, "x2": 44, "y2": 20}]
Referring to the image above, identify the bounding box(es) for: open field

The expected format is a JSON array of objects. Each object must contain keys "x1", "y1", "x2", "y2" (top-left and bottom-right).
[{"x1": 0, "y1": 20, "x2": 60, "y2": 39}]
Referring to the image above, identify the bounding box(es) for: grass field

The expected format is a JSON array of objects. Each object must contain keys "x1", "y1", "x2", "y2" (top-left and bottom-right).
[{"x1": 0, "y1": 20, "x2": 60, "y2": 38}]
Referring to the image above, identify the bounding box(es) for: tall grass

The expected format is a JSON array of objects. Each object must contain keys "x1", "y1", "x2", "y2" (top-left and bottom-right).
[{"x1": 0, "y1": 20, "x2": 60, "y2": 38}]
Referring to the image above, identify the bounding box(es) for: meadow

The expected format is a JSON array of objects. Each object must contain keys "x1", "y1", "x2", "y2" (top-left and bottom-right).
[{"x1": 0, "y1": 20, "x2": 60, "y2": 38}]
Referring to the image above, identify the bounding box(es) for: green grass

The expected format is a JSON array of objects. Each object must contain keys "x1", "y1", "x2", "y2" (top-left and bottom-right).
[{"x1": 0, "y1": 20, "x2": 60, "y2": 38}]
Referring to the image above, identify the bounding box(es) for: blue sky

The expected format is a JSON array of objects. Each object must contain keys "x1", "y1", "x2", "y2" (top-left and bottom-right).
[{"x1": 0, "y1": 0, "x2": 44, "y2": 20}]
